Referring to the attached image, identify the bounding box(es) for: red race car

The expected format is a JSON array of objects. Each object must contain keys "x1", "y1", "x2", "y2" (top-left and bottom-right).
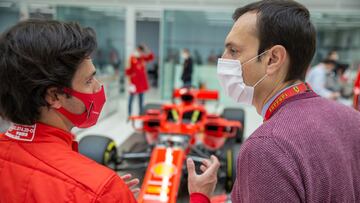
[{"x1": 79, "y1": 88, "x2": 245, "y2": 203}]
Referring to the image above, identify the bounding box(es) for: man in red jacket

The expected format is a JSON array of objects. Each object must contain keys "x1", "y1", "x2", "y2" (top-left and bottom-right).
[
  {"x1": 0, "y1": 19, "x2": 140, "y2": 203},
  {"x1": 126, "y1": 44, "x2": 154, "y2": 117},
  {"x1": 0, "y1": 19, "x2": 217, "y2": 203}
]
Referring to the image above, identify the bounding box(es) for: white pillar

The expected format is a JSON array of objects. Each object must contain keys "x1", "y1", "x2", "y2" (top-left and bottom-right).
[{"x1": 125, "y1": 6, "x2": 136, "y2": 65}]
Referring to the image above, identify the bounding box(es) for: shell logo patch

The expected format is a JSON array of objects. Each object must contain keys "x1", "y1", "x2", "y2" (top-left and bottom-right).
[{"x1": 152, "y1": 162, "x2": 177, "y2": 178}]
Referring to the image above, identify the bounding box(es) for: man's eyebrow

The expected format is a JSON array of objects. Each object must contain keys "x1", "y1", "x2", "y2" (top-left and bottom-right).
[
  {"x1": 225, "y1": 42, "x2": 233, "y2": 48},
  {"x1": 225, "y1": 42, "x2": 242, "y2": 50}
]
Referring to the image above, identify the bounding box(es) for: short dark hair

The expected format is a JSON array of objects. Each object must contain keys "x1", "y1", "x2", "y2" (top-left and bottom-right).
[
  {"x1": 327, "y1": 50, "x2": 337, "y2": 57},
  {"x1": 183, "y1": 48, "x2": 190, "y2": 53},
  {"x1": 322, "y1": 59, "x2": 337, "y2": 66},
  {"x1": 233, "y1": 0, "x2": 316, "y2": 81},
  {"x1": 137, "y1": 45, "x2": 145, "y2": 52},
  {"x1": 0, "y1": 19, "x2": 97, "y2": 125}
]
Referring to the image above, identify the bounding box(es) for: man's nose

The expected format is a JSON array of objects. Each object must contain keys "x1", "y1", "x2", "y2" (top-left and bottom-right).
[
  {"x1": 94, "y1": 78, "x2": 102, "y2": 93},
  {"x1": 221, "y1": 51, "x2": 226, "y2": 58}
]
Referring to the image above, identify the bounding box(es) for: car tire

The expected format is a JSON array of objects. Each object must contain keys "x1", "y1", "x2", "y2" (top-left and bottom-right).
[
  {"x1": 79, "y1": 135, "x2": 118, "y2": 170},
  {"x1": 222, "y1": 108, "x2": 245, "y2": 143},
  {"x1": 225, "y1": 144, "x2": 241, "y2": 193}
]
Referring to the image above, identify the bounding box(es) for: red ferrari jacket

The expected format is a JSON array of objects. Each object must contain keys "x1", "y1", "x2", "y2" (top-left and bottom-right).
[
  {"x1": 126, "y1": 52, "x2": 154, "y2": 94},
  {"x1": 0, "y1": 122, "x2": 136, "y2": 203},
  {"x1": 0, "y1": 122, "x2": 210, "y2": 203}
]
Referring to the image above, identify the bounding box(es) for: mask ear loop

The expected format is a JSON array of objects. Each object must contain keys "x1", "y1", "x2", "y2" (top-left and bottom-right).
[
  {"x1": 253, "y1": 74, "x2": 267, "y2": 88},
  {"x1": 243, "y1": 49, "x2": 270, "y2": 88},
  {"x1": 241, "y1": 49, "x2": 270, "y2": 66}
]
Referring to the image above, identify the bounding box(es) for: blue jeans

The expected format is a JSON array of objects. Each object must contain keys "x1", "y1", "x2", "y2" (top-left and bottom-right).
[{"x1": 128, "y1": 93, "x2": 144, "y2": 116}]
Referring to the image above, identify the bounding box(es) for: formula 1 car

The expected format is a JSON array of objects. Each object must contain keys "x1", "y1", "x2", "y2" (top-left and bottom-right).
[{"x1": 79, "y1": 88, "x2": 245, "y2": 203}]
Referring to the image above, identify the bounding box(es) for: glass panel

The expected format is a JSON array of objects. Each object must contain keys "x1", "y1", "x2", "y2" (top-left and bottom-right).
[
  {"x1": 161, "y1": 10, "x2": 236, "y2": 105},
  {"x1": 56, "y1": 6, "x2": 126, "y2": 75},
  {"x1": 311, "y1": 11, "x2": 360, "y2": 64},
  {"x1": 0, "y1": 2, "x2": 19, "y2": 33}
]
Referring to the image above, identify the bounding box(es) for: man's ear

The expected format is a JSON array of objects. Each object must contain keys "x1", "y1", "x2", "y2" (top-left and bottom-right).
[
  {"x1": 45, "y1": 87, "x2": 62, "y2": 109},
  {"x1": 265, "y1": 45, "x2": 287, "y2": 76}
]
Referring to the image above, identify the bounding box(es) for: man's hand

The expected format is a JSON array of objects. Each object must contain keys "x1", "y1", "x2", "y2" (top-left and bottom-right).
[
  {"x1": 128, "y1": 83, "x2": 136, "y2": 93},
  {"x1": 354, "y1": 87, "x2": 360, "y2": 95},
  {"x1": 121, "y1": 174, "x2": 140, "y2": 194},
  {"x1": 187, "y1": 155, "x2": 220, "y2": 198}
]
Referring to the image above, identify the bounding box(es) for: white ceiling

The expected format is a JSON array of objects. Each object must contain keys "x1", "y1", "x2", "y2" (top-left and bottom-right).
[
  {"x1": 4, "y1": 0, "x2": 360, "y2": 12},
  {"x1": 3, "y1": 0, "x2": 360, "y2": 29}
]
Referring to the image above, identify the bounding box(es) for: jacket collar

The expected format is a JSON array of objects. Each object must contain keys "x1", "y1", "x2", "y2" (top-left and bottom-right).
[{"x1": 3, "y1": 122, "x2": 77, "y2": 151}]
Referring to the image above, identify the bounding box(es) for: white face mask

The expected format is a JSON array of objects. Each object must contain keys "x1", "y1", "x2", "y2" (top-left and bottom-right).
[{"x1": 217, "y1": 51, "x2": 268, "y2": 105}]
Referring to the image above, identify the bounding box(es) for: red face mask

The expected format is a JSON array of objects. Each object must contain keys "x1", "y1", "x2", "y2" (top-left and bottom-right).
[{"x1": 57, "y1": 86, "x2": 106, "y2": 128}]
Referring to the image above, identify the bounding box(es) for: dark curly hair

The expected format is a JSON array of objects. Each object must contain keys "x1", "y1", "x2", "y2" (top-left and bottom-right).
[{"x1": 0, "y1": 19, "x2": 97, "y2": 125}]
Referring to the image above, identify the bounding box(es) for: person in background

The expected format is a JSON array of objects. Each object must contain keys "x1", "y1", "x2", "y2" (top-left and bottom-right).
[
  {"x1": 107, "y1": 40, "x2": 125, "y2": 93},
  {"x1": 207, "y1": 50, "x2": 218, "y2": 65},
  {"x1": 335, "y1": 63, "x2": 349, "y2": 83},
  {"x1": 333, "y1": 63, "x2": 353, "y2": 99},
  {"x1": 126, "y1": 44, "x2": 154, "y2": 116},
  {"x1": 146, "y1": 60, "x2": 159, "y2": 88},
  {"x1": 306, "y1": 59, "x2": 340, "y2": 100},
  {"x1": 95, "y1": 49, "x2": 106, "y2": 71},
  {"x1": 187, "y1": 0, "x2": 360, "y2": 202},
  {"x1": 194, "y1": 49, "x2": 203, "y2": 65},
  {"x1": 324, "y1": 64, "x2": 346, "y2": 97},
  {"x1": 181, "y1": 48, "x2": 194, "y2": 87},
  {"x1": 323, "y1": 50, "x2": 352, "y2": 101},
  {"x1": 326, "y1": 49, "x2": 339, "y2": 62},
  {"x1": 108, "y1": 45, "x2": 121, "y2": 73}
]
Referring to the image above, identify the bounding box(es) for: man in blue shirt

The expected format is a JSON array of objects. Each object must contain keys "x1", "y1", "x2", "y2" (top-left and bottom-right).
[{"x1": 306, "y1": 59, "x2": 340, "y2": 100}]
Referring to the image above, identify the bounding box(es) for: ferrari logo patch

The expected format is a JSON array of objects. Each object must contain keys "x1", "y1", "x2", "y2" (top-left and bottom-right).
[{"x1": 293, "y1": 86, "x2": 300, "y2": 93}]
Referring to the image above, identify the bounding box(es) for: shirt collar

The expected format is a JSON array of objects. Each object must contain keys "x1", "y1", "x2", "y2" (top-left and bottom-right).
[{"x1": 261, "y1": 83, "x2": 301, "y2": 118}]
